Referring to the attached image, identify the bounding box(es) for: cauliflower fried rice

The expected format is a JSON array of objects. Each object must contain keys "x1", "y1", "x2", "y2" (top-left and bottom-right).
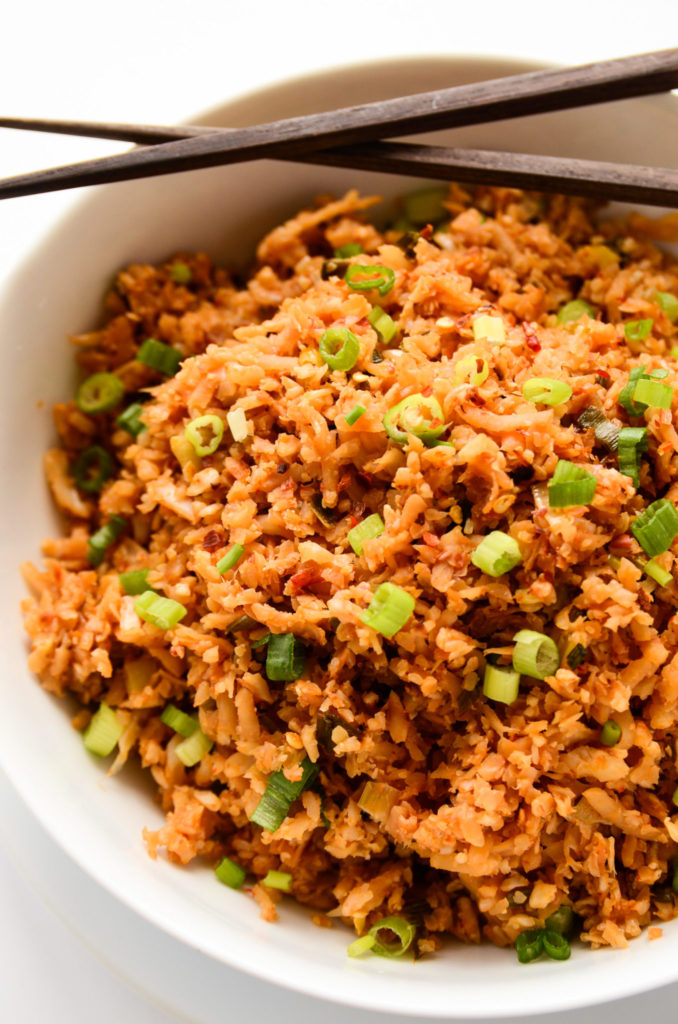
[{"x1": 21, "y1": 184, "x2": 678, "y2": 957}]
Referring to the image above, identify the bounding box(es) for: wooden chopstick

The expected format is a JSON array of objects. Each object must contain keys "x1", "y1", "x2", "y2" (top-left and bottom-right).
[
  {"x1": 3, "y1": 116, "x2": 678, "y2": 207},
  {"x1": 0, "y1": 49, "x2": 677, "y2": 200},
  {"x1": 309, "y1": 142, "x2": 678, "y2": 207}
]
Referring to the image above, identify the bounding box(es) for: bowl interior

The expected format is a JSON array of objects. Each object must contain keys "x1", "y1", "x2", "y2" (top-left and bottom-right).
[{"x1": 1, "y1": 55, "x2": 678, "y2": 1019}]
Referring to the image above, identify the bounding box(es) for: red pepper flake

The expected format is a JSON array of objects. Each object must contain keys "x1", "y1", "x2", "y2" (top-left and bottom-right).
[
  {"x1": 659, "y1": 441, "x2": 674, "y2": 454},
  {"x1": 202, "y1": 529, "x2": 223, "y2": 551},
  {"x1": 348, "y1": 514, "x2": 358, "y2": 528},
  {"x1": 610, "y1": 533, "x2": 633, "y2": 552},
  {"x1": 421, "y1": 385, "x2": 433, "y2": 397},
  {"x1": 596, "y1": 369, "x2": 611, "y2": 381},
  {"x1": 420, "y1": 223, "x2": 434, "y2": 240},
  {"x1": 521, "y1": 322, "x2": 541, "y2": 352},
  {"x1": 423, "y1": 532, "x2": 440, "y2": 547}
]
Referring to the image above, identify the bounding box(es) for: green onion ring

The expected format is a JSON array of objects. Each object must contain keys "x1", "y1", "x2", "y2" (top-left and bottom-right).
[
  {"x1": 345, "y1": 263, "x2": 395, "y2": 296},
  {"x1": 522, "y1": 377, "x2": 572, "y2": 406},
  {"x1": 73, "y1": 445, "x2": 114, "y2": 493},
  {"x1": 383, "y1": 394, "x2": 446, "y2": 445},
  {"x1": 512, "y1": 629, "x2": 560, "y2": 680},
  {"x1": 368, "y1": 915, "x2": 417, "y2": 958},
  {"x1": 542, "y1": 929, "x2": 571, "y2": 961},
  {"x1": 185, "y1": 414, "x2": 224, "y2": 456},
  {"x1": 515, "y1": 928, "x2": 545, "y2": 964},
  {"x1": 76, "y1": 372, "x2": 125, "y2": 414},
  {"x1": 319, "y1": 327, "x2": 360, "y2": 371}
]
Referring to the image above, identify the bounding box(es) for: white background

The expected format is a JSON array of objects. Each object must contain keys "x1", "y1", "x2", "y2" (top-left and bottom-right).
[{"x1": 2, "y1": 2, "x2": 678, "y2": 1021}]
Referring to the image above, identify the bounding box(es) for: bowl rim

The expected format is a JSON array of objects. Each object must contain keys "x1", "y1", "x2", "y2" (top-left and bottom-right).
[{"x1": 4, "y1": 51, "x2": 678, "y2": 1020}]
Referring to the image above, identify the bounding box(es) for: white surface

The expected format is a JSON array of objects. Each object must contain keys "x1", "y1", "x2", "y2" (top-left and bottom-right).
[{"x1": 2, "y1": 3, "x2": 678, "y2": 1022}]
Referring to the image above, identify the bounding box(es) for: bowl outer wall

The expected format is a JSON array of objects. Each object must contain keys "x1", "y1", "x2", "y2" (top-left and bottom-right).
[{"x1": 1, "y1": 55, "x2": 678, "y2": 1018}]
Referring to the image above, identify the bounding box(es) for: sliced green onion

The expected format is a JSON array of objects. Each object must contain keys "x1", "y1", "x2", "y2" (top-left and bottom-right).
[
  {"x1": 266, "y1": 633, "x2": 306, "y2": 682},
  {"x1": 73, "y1": 445, "x2": 114, "y2": 493},
  {"x1": 185, "y1": 414, "x2": 224, "y2": 456},
  {"x1": 672, "y1": 787, "x2": 678, "y2": 809},
  {"x1": 345, "y1": 404, "x2": 366, "y2": 426},
  {"x1": 455, "y1": 354, "x2": 489, "y2": 386},
  {"x1": 542, "y1": 929, "x2": 571, "y2": 961},
  {"x1": 403, "y1": 185, "x2": 447, "y2": 225},
  {"x1": 319, "y1": 327, "x2": 360, "y2": 371},
  {"x1": 633, "y1": 377, "x2": 673, "y2": 410},
  {"x1": 134, "y1": 589, "x2": 187, "y2": 629},
  {"x1": 334, "y1": 242, "x2": 363, "y2": 258},
  {"x1": 119, "y1": 568, "x2": 150, "y2": 595},
  {"x1": 656, "y1": 291, "x2": 678, "y2": 324},
  {"x1": 383, "y1": 394, "x2": 445, "y2": 445},
  {"x1": 76, "y1": 372, "x2": 124, "y2": 414},
  {"x1": 161, "y1": 704, "x2": 198, "y2": 738},
  {"x1": 512, "y1": 629, "x2": 560, "y2": 679},
  {"x1": 262, "y1": 870, "x2": 292, "y2": 892},
  {"x1": 483, "y1": 664, "x2": 520, "y2": 705},
  {"x1": 545, "y1": 906, "x2": 575, "y2": 939},
  {"x1": 624, "y1": 318, "x2": 654, "y2": 343},
  {"x1": 522, "y1": 378, "x2": 572, "y2": 406},
  {"x1": 347, "y1": 513, "x2": 385, "y2": 555},
  {"x1": 216, "y1": 543, "x2": 245, "y2": 574},
  {"x1": 556, "y1": 299, "x2": 595, "y2": 324},
  {"x1": 600, "y1": 720, "x2": 622, "y2": 747},
  {"x1": 175, "y1": 726, "x2": 213, "y2": 766},
  {"x1": 169, "y1": 261, "x2": 192, "y2": 284},
  {"x1": 619, "y1": 365, "x2": 650, "y2": 416},
  {"x1": 368, "y1": 915, "x2": 417, "y2": 958},
  {"x1": 345, "y1": 264, "x2": 395, "y2": 297},
  {"x1": 632, "y1": 498, "x2": 678, "y2": 556},
  {"x1": 577, "y1": 407, "x2": 619, "y2": 452},
  {"x1": 566, "y1": 644, "x2": 587, "y2": 670},
  {"x1": 471, "y1": 531, "x2": 522, "y2": 577},
  {"x1": 371, "y1": 347, "x2": 385, "y2": 364},
  {"x1": 617, "y1": 426, "x2": 648, "y2": 488},
  {"x1": 250, "y1": 756, "x2": 319, "y2": 832},
  {"x1": 215, "y1": 856, "x2": 246, "y2": 889},
  {"x1": 116, "y1": 402, "x2": 146, "y2": 438},
  {"x1": 83, "y1": 702, "x2": 124, "y2": 757},
  {"x1": 515, "y1": 928, "x2": 544, "y2": 964},
  {"x1": 87, "y1": 514, "x2": 126, "y2": 567},
  {"x1": 548, "y1": 460, "x2": 597, "y2": 508},
  {"x1": 368, "y1": 305, "x2": 398, "y2": 343},
  {"x1": 136, "y1": 337, "x2": 182, "y2": 376},
  {"x1": 360, "y1": 582, "x2": 415, "y2": 638},
  {"x1": 644, "y1": 558, "x2": 673, "y2": 586},
  {"x1": 347, "y1": 934, "x2": 377, "y2": 958}
]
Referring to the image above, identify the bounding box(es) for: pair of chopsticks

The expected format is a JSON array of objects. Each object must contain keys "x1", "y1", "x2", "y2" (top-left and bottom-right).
[{"x1": 1, "y1": 49, "x2": 678, "y2": 205}]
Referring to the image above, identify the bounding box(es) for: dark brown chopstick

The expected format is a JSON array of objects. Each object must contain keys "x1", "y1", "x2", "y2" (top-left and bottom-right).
[
  {"x1": 3, "y1": 114, "x2": 678, "y2": 208},
  {"x1": 309, "y1": 141, "x2": 678, "y2": 207},
  {"x1": 1, "y1": 48, "x2": 678, "y2": 200}
]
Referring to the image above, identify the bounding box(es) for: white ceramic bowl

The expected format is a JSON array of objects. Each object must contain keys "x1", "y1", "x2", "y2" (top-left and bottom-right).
[{"x1": 2, "y1": 56, "x2": 678, "y2": 1019}]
